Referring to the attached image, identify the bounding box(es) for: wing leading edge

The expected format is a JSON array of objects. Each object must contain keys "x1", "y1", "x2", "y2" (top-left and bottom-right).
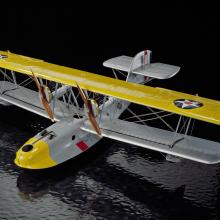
[{"x1": 1, "y1": 51, "x2": 220, "y2": 125}]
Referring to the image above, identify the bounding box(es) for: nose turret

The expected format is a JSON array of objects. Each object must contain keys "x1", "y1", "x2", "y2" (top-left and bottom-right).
[{"x1": 21, "y1": 144, "x2": 34, "y2": 152}]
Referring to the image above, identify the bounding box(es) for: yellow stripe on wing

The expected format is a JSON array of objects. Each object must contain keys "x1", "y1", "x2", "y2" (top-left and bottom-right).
[{"x1": 1, "y1": 50, "x2": 220, "y2": 125}]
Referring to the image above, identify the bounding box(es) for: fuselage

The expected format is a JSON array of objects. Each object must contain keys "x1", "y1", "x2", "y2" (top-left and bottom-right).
[
  {"x1": 15, "y1": 97, "x2": 130, "y2": 169},
  {"x1": 14, "y1": 69, "x2": 143, "y2": 169}
]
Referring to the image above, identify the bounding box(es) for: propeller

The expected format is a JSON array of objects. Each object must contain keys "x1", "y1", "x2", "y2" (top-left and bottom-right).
[
  {"x1": 75, "y1": 82, "x2": 101, "y2": 136},
  {"x1": 31, "y1": 70, "x2": 55, "y2": 122}
]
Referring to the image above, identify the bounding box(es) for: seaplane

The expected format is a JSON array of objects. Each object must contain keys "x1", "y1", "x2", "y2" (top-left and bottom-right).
[{"x1": 1, "y1": 49, "x2": 220, "y2": 170}]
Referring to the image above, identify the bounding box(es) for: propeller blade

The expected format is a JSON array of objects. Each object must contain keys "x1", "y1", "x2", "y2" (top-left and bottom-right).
[
  {"x1": 41, "y1": 94, "x2": 55, "y2": 122},
  {"x1": 31, "y1": 70, "x2": 55, "y2": 122},
  {"x1": 76, "y1": 82, "x2": 101, "y2": 136},
  {"x1": 31, "y1": 70, "x2": 41, "y2": 91},
  {"x1": 75, "y1": 82, "x2": 89, "y2": 109},
  {"x1": 88, "y1": 112, "x2": 102, "y2": 136}
]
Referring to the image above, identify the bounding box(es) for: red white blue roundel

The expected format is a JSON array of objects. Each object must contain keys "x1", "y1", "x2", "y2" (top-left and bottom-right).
[
  {"x1": 174, "y1": 99, "x2": 203, "y2": 109},
  {"x1": 0, "y1": 54, "x2": 8, "y2": 59}
]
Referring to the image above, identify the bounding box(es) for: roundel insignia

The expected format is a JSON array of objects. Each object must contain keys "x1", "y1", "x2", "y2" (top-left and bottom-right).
[
  {"x1": 0, "y1": 54, "x2": 8, "y2": 59},
  {"x1": 174, "y1": 99, "x2": 203, "y2": 109}
]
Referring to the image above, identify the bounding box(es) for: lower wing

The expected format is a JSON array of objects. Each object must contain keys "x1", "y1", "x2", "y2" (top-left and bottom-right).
[
  {"x1": 81, "y1": 118, "x2": 220, "y2": 164},
  {"x1": 0, "y1": 81, "x2": 83, "y2": 121}
]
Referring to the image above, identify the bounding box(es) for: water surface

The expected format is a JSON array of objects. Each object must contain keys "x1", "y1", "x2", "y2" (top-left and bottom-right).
[{"x1": 0, "y1": 106, "x2": 220, "y2": 220}]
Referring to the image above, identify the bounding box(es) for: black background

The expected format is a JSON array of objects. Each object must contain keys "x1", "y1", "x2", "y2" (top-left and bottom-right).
[
  {"x1": 0, "y1": 4, "x2": 219, "y2": 99},
  {"x1": 0, "y1": 5, "x2": 220, "y2": 220}
]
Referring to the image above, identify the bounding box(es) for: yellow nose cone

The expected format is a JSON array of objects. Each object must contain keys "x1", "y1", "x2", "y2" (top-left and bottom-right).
[{"x1": 15, "y1": 137, "x2": 57, "y2": 169}]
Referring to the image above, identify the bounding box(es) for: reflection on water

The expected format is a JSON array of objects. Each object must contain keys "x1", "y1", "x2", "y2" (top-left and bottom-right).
[{"x1": 0, "y1": 106, "x2": 220, "y2": 219}]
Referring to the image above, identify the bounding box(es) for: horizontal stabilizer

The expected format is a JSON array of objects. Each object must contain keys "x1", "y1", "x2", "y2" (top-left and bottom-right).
[
  {"x1": 103, "y1": 55, "x2": 180, "y2": 79},
  {"x1": 132, "y1": 62, "x2": 180, "y2": 79},
  {"x1": 103, "y1": 55, "x2": 132, "y2": 72},
  {"x1": 81, "y1": 119, "x2": 220, "y2": 164}
]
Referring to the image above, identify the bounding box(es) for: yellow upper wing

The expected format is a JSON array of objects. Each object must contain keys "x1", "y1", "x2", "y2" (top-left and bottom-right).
[{"x1": 0, "y1": 50, "x2": 220, "y2": 125}]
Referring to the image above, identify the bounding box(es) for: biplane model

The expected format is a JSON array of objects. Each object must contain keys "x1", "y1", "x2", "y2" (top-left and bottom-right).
[{"x1": 0, "y1": 49, "x2": 220, "y2": 169}]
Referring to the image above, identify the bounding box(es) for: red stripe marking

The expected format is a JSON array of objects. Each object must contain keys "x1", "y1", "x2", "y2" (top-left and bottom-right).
[
  {"x1": 76, "y1": 141, "x2": 89, "y2": 152},
  {"x1": 144, "y1": 50, "x2": 148, "y2": 64},
  {"x1": 144, "y1": 50, "x2": 148, "y2": 81}
]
